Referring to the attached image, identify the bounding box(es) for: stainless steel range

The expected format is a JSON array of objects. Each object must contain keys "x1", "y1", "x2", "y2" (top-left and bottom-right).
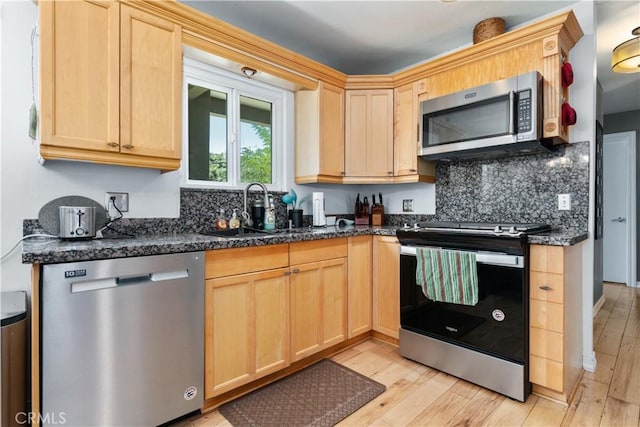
[{"x1": 396, "y1": 222, "x2": 550, "y2": 402}]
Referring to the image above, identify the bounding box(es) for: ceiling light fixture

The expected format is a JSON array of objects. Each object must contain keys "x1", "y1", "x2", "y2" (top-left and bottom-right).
[
  {"x1": 612, "y1": 26, "x2": 640, "y2": 73},
  {"x1": 241, "y1": 66, "x2": 257, "y2": 77}
]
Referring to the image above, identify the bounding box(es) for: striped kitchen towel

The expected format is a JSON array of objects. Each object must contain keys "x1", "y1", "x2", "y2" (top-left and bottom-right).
[{"x1": 415, "y1": 247, "x2": 479, "y2": 306}]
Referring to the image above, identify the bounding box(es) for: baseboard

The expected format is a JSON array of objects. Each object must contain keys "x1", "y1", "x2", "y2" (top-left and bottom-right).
[
  {"x1": 593, "y1": 294, "x2": 605, "y2": 317},
  {"x1": 583, "y1": 351, "x2": 597, "y2": 373}
]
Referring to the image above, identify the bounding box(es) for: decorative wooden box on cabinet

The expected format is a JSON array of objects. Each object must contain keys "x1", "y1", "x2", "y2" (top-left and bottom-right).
[
  {"x1": 289, "y1": 239, "x2": 348, "y2": 361},
  {"x1": 204, "y1": 245, "x2": 291, "y2": 398},
  {"x1": 528, "y1": 243, "x2": 584, "y2": 403},
  {"x1": 295, "y1": 81, "x2": 345, "y2": 184},
  {"x1": 39, "y1": 0, "x2": 182, "y2": 172}
]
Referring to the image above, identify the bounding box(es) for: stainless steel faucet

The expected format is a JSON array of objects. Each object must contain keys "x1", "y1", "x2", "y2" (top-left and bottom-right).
[{"x1": 243, "y1": 182, "x2": 270, "y2": 227}]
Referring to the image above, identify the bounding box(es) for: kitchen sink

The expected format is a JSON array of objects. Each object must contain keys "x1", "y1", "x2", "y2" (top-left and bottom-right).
[{"x1": 199, "y1": 227, "x2": 272, "y2": 238}]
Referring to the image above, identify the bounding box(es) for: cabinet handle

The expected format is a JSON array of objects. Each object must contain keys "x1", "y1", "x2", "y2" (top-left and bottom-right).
[
  {"x1": 410, "y1": 168, "x2": 417, "y2": 173},
  {"x1": 292, "y1": 268, "x2": 300, "y2": 274},
  {"x1": 539, "y1": 285, "x2": 553, "y2": 291},
  {"x1": 284, "y1": 271, "x2": 291, "y2": 276},
  {"x1": 107, "y1": 142, "x2": 119, "y2": 148},
  {"x1": 122, "y1": 144, "x2": 134, "y2": 150},
  {"x1": 387, "y1": 171, "x2": 393, "y2": 175},
  {"x1": 416, "y1": 124, "x2": 420, "y2": 141}
]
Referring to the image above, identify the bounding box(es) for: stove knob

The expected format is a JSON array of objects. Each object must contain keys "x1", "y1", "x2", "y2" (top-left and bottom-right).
[
  {"x1": 494, "y1": 225, "x2": 503, "y2": 233},
  {"x1": 403, "y1": 223, "x2": 410, "y2": 229},
  {"x1": 509, "y1": 226, "x2": 518, "y2": 234},
  {"x1": 414, "y1": 223, "x2": 421, "y2": 229}
]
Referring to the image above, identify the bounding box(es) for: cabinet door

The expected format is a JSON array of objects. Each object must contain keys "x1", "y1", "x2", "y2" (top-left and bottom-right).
[
  {"x1": 373, "y1": 236, "x2": 400, "y2": 338},
  {"x1": 290, "y1": 258, "x2": 347, "y2": 361},
  {"x1": 120, "y1": 5, "x2": 181, "y2": 159},
  {"x1": 319, "y1": 82, "x2": 345, "y2": 177},
  {"x1": 394, "y1": 82, "x2": 419, "y2": 176},
  {"x1": 40, "y1": 0, "x2": 120, "y2": 151},
  {"x1": 348, "y1": 236, "x2": 372, "y2": 337},
  {"x1": 205, "y1": 268, "x2": 289, "y2": 398},
  {"x1": 345, "y1": 90, "x2": 394, "y2": 177}
]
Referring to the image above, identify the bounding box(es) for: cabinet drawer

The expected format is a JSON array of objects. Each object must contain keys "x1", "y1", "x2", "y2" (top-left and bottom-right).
[
  {"x1": 530, "y1": 300, "x2": 563, "y2": 333},
  {"x1": 530, "y1": 355, "x2": 564, "y2": 392},
  {"x1": 530, "y1": 327, "x2": 563, "y2": 362},
  {"x1": 530, "y1": 272, "x2": 564, "y2": 303},
  {"x1": 205, "y1": 244, "x2": 289, "y2": 278},
  {"x1": 530, "y1": 245, "x2": 564, "y2": 274},
  {"x1": 290, "y1": 238, "x2": 348, "y2": 265}
]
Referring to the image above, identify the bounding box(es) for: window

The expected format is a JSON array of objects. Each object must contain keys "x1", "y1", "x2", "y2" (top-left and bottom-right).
[{"x1": 183, "y1": 57, "x2": 286, "y2": 190}]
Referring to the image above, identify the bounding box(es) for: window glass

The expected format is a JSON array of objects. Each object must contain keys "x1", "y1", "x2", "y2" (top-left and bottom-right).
[{"x1": 240, "y1": 96, "x2": 272, "y2": 184}]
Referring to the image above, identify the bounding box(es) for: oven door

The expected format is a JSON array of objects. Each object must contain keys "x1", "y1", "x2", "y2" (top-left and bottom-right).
[{"x1": 400, "y1": 245, "x2": 528, "y2": 364}]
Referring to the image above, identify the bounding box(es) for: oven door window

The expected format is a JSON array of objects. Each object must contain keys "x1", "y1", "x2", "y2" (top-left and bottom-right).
[
  {"x1": 423, "y1": 94, "x2": 512, "y2": 147},
  {"x1": 400, "y1": 253, "x2": 526, "y2": 364}
]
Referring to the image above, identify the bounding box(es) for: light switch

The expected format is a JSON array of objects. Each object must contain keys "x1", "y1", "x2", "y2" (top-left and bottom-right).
[{"x1": 558, "y1": 194, "x2": 571, "y2": 210}]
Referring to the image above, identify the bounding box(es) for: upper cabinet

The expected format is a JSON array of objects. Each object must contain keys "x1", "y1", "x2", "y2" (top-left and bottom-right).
[
  {"x1": 39, "y1": 1, "x2": 182, "y2": 172},
  {"x1": 344, "y1": 89, "x2": 394, "y2": 179},
  {"x1": 393, "y1": 79, "x2": 435, "y2": 182},
  {"x1": 295, "y1": 81, "x2": 345, "y2": 184}
]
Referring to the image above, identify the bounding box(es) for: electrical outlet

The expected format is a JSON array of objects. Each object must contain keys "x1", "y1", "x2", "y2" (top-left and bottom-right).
[
  {"x1": 558, "y1": 193, "x2": 571, "y2": 210},
  {"x1": 403, "y1": 199, "x2": 414, "y2": 212},
  {"x1": 106, "y1": 192, "x2": 129, "y2": 217}
]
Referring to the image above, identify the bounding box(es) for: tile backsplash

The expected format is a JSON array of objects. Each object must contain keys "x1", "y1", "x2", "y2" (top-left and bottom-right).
[{"x1": 24, "y1": 142, "x2": 589, "y2": 236}]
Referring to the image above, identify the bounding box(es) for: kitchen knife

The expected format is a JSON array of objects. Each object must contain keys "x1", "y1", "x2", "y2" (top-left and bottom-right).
[
  {"x1": 372, "y1": 194, "x2": 376, "y2": 206},
  {"x1": 379, "y1": 192, "x2": 383, "y2": 205}
]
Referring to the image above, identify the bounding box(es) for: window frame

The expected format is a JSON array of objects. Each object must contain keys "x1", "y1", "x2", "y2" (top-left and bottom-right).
[{"x1": 182, "y1": 57, "x2": 286, "y2": 191}]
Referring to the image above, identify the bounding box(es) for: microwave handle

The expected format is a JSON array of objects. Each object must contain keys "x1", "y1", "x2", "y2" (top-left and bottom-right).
[{"x1": 508, "y1": 91, "x2": 515, "y2": 135}]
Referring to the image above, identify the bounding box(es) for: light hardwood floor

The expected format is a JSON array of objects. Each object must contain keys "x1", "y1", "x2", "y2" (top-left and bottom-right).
[{"x1": 185, "y1": 282, "x2": 640, "y2": 426}]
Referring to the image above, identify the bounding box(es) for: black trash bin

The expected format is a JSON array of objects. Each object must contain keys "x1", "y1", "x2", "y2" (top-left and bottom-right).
[{"x1": 2, "y1": 291, "x2": 27, "y2": 427}]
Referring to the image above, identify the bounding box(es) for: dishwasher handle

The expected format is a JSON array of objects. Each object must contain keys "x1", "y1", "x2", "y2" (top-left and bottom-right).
[{"x1": 72, "y1": 270, "x2": 190, "y2": 293}]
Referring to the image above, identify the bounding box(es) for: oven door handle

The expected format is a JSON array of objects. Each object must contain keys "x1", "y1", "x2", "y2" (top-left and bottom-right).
[{"x1": 400, "y1": 246, "x2": 524, "y2": 268}]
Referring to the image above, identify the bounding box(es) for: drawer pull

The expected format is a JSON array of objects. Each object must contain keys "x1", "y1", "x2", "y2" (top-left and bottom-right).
[
  {"x1": 284, "y1": 271, "x2": 291, "y2": 276},
  {"x1": 107, "y1": 142, "x2": 119, "y2": 148},
  {"x1": 292, "y1": 268, "x2": 300, "y2": 274},
  {"x1": 122, "y1": 144, "x2": 134, "y2": 149},
  {"x1": 539, "y1": 285, "x2": 553, "y2": 291}
]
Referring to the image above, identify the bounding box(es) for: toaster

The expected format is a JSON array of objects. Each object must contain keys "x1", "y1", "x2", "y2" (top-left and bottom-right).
[{"x1": 59, "y1": 206, "x2": 96, "y2": 239}]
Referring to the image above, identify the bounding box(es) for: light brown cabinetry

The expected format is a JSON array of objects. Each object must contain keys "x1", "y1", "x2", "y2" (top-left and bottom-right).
[
  {"x1": 290, "y1": 239, "x2": 348, "y2": 361},
  {"x1": 347, "y1": 236, "x2": 373, "y2": 337},
  {"x1": 529, "y1": 243, "x2": 583, "y2": 403},
  {"x1": 40, "y1": 0, "x2": 182, "y2": 172},
  {"x1": 372, "y1": 236, "x2": 400, "y2": 340},
  {"x1": 393, "y1": 80, "x2": 435, "y2": 182},
  {"x1": 295, "y1": 81, "x2": 345, "y2": 183},
  {"x1": 204, "y1": 245, "x2": 290, "y2": 398},
  {"x1": 344, "y1": 89, "x2": 394, "y2": 178}
]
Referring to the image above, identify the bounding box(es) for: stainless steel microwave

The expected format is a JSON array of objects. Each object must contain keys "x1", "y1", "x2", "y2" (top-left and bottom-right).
[{"x1": 419, "y1": 71, "x2": 551, "y2": 160}]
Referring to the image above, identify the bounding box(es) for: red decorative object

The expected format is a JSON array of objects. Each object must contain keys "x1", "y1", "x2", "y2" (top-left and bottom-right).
[
  {"x1": 561, "y1": 62, "x2": 574, "y2": 87},
  {"x1": 562, "y1": 102, "x2": 577, "y2": 126}
]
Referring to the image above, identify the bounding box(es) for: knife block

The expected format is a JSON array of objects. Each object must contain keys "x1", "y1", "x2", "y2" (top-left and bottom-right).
[
  {"x1": 355, "y1": 200, "x2": 369, "y2": 225},
  {"x1": 371, "y1": 204, "x2": 384, "y2": 226}
]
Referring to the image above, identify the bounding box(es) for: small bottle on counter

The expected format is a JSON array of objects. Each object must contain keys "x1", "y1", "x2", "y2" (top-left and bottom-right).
[
  {"x1": 215, "y1": 209, "x2": 228, "y2": 229},
  {"x1": 229, "y1": 209, "x2": 241, "y2": 229}
]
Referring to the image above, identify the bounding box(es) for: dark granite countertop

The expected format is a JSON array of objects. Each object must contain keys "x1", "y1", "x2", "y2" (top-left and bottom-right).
[{"x1": 22, "y1": 225, "x2": 586, "y2": 264}]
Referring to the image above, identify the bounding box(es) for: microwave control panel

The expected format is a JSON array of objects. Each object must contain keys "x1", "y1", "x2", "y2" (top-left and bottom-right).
[{"x1": 516, "y1": 89, "x2": 532, "y2": 135}]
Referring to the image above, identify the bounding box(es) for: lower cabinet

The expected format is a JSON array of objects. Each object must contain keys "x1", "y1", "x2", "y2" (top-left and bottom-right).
[
  {"x1": 372, "y1": 236, "x2": 400, "y2": 339},
  {"x1": 348, "y1": 235, "x2": 373, "y2": 338},
  {"x1": 204, "y1": 244, "x2": 290, "y2": 399},
  {"x1": 290, "y1": 239, "x2": 348, "y2": 361},
  {"x1": 528, "y1": 243, "x2": 584, "y2": 403}
]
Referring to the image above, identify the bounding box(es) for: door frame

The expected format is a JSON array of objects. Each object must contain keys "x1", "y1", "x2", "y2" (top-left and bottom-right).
[{"x1": 603, "y1": 131, "x2": 637, "y2": 287}]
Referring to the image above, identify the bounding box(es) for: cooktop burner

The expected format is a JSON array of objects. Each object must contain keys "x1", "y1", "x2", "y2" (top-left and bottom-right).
[{"x1": 414, "y1": 221, "x2": 551, "y2": 235}]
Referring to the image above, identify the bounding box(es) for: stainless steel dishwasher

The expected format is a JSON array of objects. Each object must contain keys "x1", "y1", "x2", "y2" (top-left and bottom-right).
[{"x1": 41, "y1": 252, "x2": 204, "y2": 427}]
